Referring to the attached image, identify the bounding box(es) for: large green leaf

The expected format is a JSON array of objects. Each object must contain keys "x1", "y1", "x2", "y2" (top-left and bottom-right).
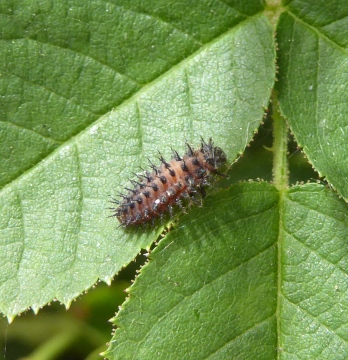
[{"x1": 0, "y1": 1, "x2": 275, "y2": 320}]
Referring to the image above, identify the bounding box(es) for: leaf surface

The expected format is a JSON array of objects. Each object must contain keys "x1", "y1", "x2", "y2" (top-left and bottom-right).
[
  {"x1": 106, "y1": 182, "x2": 279, "y2": 359},
  {"x1": 280, "y1": 184, "x2": 348, "y2": 359},
  {"x1": 276, "y1": 0, "x2": 348, "y2": 199},
  {"x1": 0, "y1": 2, "x2": 275, "y2": 319},
  {"x1": 105, "y1": 182, "x2": 348, "y2": 359}
]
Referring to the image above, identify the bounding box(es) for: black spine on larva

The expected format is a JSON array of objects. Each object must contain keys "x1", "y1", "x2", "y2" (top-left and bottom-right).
[{"x1": 112, "y1": 138, "x2": 227, "y2": 227}]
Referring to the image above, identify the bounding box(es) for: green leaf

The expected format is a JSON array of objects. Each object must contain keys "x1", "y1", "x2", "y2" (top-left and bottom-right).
[
  {"x1": 276, "y1": 1, "x2": 348, "y2": 199},
  {"x1": 0, "y1": 0, "x2": 264, "y2": 188},
  {"x1": 0, "y1": 1, "x2": 275, "y2": 319},
  {"x1": 281, "y1": 184, "x2": 348, "y2": 358},
  {"x1": 106, "y1": 182, "x2": 279, "y2": 359},
  {"x1": 105, "y1": 182, "x2": 348, "y2": 359}
]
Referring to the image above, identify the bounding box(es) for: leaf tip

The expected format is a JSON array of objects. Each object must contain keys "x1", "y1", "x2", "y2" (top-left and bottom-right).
[
  {"x1": 64, "y1": 300, "x2": 72, "y2": 310},
  {"x1": 104, "y1": 277, "x2": 113, "y2": 286},
  {"x1": 31, "y1": 304, "x2": 40, "y2": 315}
]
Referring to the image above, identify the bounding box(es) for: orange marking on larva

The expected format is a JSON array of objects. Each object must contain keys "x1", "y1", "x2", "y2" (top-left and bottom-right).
[{"x1": 111, "y1": 138, "x2": 227, "y2": 227}]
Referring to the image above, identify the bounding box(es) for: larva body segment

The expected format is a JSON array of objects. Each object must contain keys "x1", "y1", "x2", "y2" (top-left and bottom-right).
[{"x1": 112, "y1": 138, "x2": 227, "y2": 227}]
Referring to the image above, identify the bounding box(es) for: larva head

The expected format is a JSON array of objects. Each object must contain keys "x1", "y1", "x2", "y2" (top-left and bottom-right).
[{"x1": 200, "y1": 138, "x2": 227, "y2": 171}]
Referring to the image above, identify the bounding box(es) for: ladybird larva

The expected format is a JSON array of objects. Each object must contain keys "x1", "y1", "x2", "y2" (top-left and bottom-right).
[{"x1": 111, "y1": 138, "x2": 227, "y2": 227}]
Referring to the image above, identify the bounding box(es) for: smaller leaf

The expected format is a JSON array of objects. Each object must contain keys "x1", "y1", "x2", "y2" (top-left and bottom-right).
[
  {"x1": 276, "y1": 5, "x2": 348, "y2": 199},
  {"x1": 280, "y1": 184, "x2": 348, "y2": 358}
]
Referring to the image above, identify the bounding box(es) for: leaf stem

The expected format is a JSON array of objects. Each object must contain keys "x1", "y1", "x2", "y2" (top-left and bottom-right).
[
  {"x1": 272, "y1": 91, "x2": 288, "y2": 356},
  {"x1": 272, "y1": 92, "x2": 289, "y2": 190},
  {"x1": 264, "y1": 0, "x2": 285, "y2": 27}
]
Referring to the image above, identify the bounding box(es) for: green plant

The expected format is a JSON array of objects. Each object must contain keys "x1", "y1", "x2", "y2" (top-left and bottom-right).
[{"x1": 1, "y1": 0, "x2": 348, "y2": 359}]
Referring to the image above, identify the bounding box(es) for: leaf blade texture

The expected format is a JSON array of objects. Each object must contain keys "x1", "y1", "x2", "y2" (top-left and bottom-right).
[{"x1": 0, "y1": 2, "x2": 275, "y2": 319}]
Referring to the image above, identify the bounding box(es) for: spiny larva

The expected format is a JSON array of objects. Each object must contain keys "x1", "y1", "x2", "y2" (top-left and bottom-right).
[{"x1": 111, "y1": 138, "x2": 227, "y2": 227}]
